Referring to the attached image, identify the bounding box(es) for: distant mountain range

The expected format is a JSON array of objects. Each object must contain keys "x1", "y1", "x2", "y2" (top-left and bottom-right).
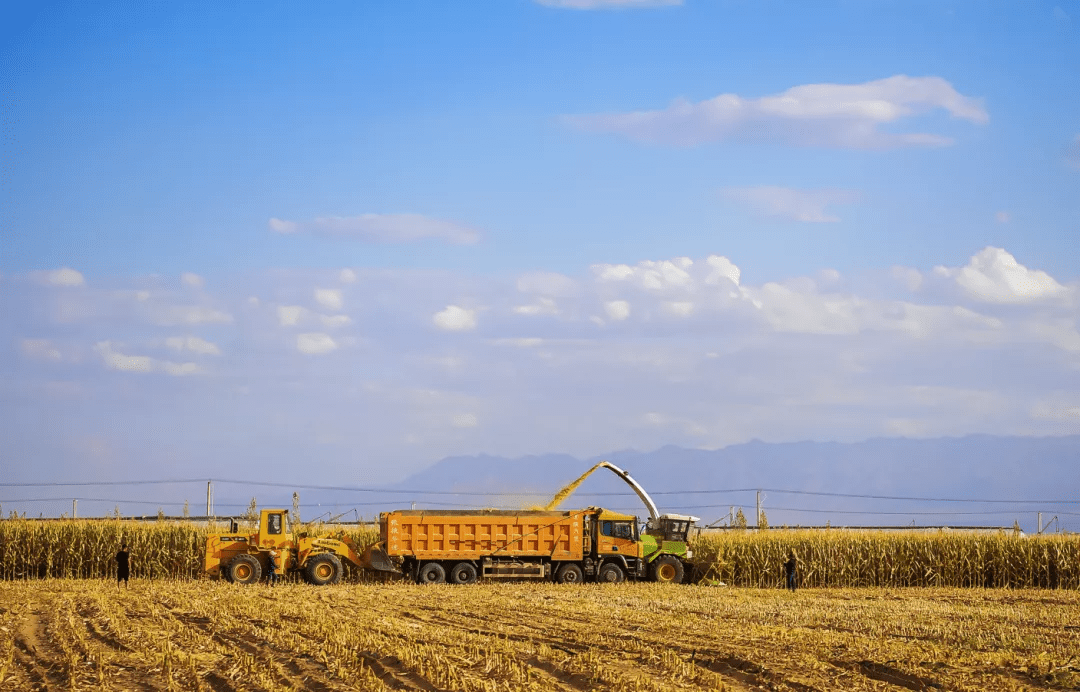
[{"x1": 380, "y1": 435, "x2": 1080, "y2": 532}]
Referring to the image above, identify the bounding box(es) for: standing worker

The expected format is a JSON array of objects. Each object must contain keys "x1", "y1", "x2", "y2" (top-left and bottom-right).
[
  {"x1": 267, "y1": 549, "x2": 279, "y2": 587},
  {"x1": 784, "y1": 551, "x2": 797, "y2": 592},
  {"x1": 116, "y1": 543, "x2": 131, "y2": 590}
]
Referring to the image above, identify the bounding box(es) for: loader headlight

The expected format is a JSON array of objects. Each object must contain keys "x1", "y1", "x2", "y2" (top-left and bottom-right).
[{"x1": 685, "y1": 550, "x2": 693, "y2": 559}]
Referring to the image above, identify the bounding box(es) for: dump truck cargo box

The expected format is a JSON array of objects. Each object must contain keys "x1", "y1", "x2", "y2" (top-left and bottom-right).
[{"x1": 382, "y1": 509, "x2": 585, "y2": 561}]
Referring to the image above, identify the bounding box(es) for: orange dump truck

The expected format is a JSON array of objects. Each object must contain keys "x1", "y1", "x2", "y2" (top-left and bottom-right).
[{"x1": 378, "y1": 506, "x2": 696, "y2": 584}]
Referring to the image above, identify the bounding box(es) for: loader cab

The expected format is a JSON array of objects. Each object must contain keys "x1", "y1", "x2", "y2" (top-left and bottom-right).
[{"x1": 258, "y1": 509, "x2": 291, "y2": 549}]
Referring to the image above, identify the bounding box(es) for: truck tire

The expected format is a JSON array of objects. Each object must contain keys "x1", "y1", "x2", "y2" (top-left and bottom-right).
[
  {"x1": 226, "y1": 554, "x2": 262, "y2": 585},
  {"x1": 417, "y1": 562, "x2": 446, "y2": 585},
  {"x1": 597, "y1": 562, "x2": 625, "y2": 584},
  {"x1": 555, "y1": 563, "x2": 584, "y2": 584},
  {"x1": 651, "y1": 555, "x2": 685, "y2": 584},
  {"x1": 304, "y1": 553, "x2": 343, "y2": 586},
  {"x1": 449, "y1": 562, "x2": 478, "y2": 585}
]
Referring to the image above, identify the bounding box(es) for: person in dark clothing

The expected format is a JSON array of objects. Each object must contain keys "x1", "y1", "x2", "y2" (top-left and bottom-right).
[
  {"x1": 784, "y1": 551, "x2": 797, "y2": 592},
  {"x1": 116, "y1": 543, "x2": 130, "y2": 590},
  {"x1": 267, "y1": 550, "x2": 279, "y2": 587}
]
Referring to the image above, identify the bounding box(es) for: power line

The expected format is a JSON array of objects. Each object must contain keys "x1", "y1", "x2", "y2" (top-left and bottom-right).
[{"x1": 1, "y1": 479, "x2": 1078, "y2": 505}]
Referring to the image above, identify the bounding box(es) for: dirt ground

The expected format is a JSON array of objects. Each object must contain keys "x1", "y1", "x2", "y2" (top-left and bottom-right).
[{"x1": 1, "y1": 579, "x2": 1078, "y2": 691}]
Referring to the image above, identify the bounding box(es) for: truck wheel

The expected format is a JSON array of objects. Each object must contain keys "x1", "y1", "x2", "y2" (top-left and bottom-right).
[
  {"x1": 449, "y1": 562, "x2": 478, "y2": 585},
  {"x1": 304, "y1": 553, "x2": 343, "y2": 586},
  {"x1": 417, "y1": 562, "x2": 446, "y2": 585},
  {"x1": 555, "y1": 563, "x2": 584, "y2": 584},
  {"x1": 651, "y1": 555, "x2": 685, "y2": 584},
  {"x1": 597, "y1": 562, "x2": 625, "y2": 583},
  {"x1": 226, "y1": 554, "x2": 262, "y2": 585}
]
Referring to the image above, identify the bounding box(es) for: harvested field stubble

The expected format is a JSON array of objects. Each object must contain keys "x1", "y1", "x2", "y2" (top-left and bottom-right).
[
  {"x1": 0, "y1": 580, "x2": 1078, "y2": 691},
  {"x1": 692, "y1": 530, "x2": 1080, "y2": 589}
]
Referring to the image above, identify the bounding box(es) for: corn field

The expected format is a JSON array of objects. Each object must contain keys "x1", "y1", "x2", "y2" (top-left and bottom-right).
[
  {"x1": 0, "y1": 519, "x2": 379, "y2": 581},
  {"x1": 1, "y1": 518, "x2": 1078, "y2": 589},
  {"x1": 692, "y1": 529, "x2": 1080, "y2": 589}
]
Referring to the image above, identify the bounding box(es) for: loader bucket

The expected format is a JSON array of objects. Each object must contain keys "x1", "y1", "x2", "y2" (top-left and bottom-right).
[{"x1": 363, "y1": 544, "x2": 399, "y2": 573}]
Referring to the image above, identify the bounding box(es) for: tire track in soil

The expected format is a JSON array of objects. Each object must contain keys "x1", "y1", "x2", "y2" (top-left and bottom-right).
[
  {"x1": 832, "y1": 659, "x2": 944, "y2": 691},
  {"x1": 175, "y1": 610, "x2": 430, "y2": 692},
  {"x1": 184, "y1": 616, "x2": 347, "y2": 691},
  {"x1": 13, "y1": 608, "x2": 65, "y2": 691}
]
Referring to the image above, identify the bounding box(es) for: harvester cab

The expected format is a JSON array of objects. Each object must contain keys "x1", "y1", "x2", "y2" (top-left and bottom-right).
[{"x1": 594, "y1": 462, "x2": 699, "y2": 581}]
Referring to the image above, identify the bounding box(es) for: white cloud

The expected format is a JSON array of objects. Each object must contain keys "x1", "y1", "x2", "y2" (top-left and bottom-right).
[
  {"x1": 704, "y1": 255, "x2": 741, "y2": 286},
  {"x1": 269, "y1": 213, "x2": 480, "y2": 245},
  {"x1": 494, "y1": 338, "x2": 544, "y2": 348},
  {"x1": 937, "y1": 247, "x2": 1067, "y2": 304},
  {"x1": 315, "y1": 288, "x2": 343, "y2": 311},
  {"x1": 593, "y1": 258, "x2": 693, "y2": 291},
  {"x1": 94, "y1": 341, "x2": 202, "y2": 376},
  {"x1": 320, "y1": 314, "x2": 352, "y2": 329},
  {"x1": 665, "y1": 301, "x2": 694, "y2": 317},
  {"x1": 536, "y1": 0, "x2": 680, "y2": 7},
  {"x1": 995, "y1": 211, "x2": 1011, "y2": 224},
  {"x1": 278, "y1": 305, "x2": 306, "y2": 327},
  {"x1": 39, "y1": 267, "x2": 85, "y2": 287},
  {"x1": 516, "y1": 272, "x2": 578, "y2": 297},
  {"x1": 181, "y1": 273, "x2": 204, "y2": 289},
  {"x1": 513, "y1": 298, "x2": 559, "y2": 316},
  {"x1": 164, "y1": 336, "x2": 221, "y2": 356},
  {"x1": 891, "y1": 266, "x2": 923, "y2": 292},
  {"x1": 452, "y1": 413, "x2": 479, "y2": 428},
  {"x1": 433, "y1": 305, "x2": 478, "y2": 331},
  {"x1": 154, "y1": 306, "x2": 233, "y2": 326},
  {"x1": 725, "y1": 187, "x2": 858, "y2": 222},
  {"x1": 21, "y1": 339, "x2": 62, "y2": 361},
  {"x1": 604, "y1": 300, "x2": 631, "y2": 321},
  {"x1": 297, "y1": 332, "x2": 338, "y2": 355},
  {"x1": 564, "y1": 75, "x2": 987, "y2": 149},
  {"x1": 339, "y1": 268, "x2": 358, "y2": 284}
]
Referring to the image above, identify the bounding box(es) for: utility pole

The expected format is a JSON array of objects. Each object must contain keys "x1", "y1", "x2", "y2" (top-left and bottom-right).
[
  {"x1": 206, "y1": 481, "x2": 213, "y2": 519},
  {"x1": 756, "y1": 490, "x2": 762, "y2": 529},
  {"x1": 72, "y1": 499, "x2": 77, "y2": 519},
  {"x1": 1038, "y1": 512, "x2": 1043, "y2": 534},
  {"x1": 729, "y1": 506, "x2": 734, "y2": 527}
]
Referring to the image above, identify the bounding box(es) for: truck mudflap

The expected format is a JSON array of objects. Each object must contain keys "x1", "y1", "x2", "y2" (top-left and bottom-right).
[{"x1": 363, "y1": 544, "x2": 399, "y2": 573}]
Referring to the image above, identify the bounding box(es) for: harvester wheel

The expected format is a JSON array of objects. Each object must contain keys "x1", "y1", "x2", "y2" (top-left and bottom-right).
[
  {"x1": 597, "y1": 562, "x2": 625, "y2": 584},
  {"x1": 304, "y1": 553, "x2": 343, "y2": 586},
  {"x1": 226, "y1": 554, "x2": 262, "y2": 585},
  {"x1": 449, "y1": 562, "x2": 478, "y2": 585},
  {"x1": 651, "y1": 555, "x2": 685, "y2": 584},
  {"x1": 417, "y1": 562, "x2": 446, "y2": 585},
  {"x1": 555, "y1": 563, "x2": 584, "y2": 584}
]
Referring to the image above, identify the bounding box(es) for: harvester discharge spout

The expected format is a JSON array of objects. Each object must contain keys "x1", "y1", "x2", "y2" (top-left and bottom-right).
[{"x1": 595, "y1": 461, "x2": 661, "y2": 527}]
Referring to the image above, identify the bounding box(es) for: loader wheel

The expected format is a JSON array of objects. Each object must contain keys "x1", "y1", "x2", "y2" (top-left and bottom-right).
[
  {"x1": 555, "y1": 563, "x2": 584, "y2": 584},
  {"x1": 597, "y1": 563, "x2": 625, "y2": 584},
  {"x1": 226, "y1": 554, "x2": 262, "y2": 585},
  {"x1": 449, "y1": 562, "x2": 478, "y2": 585},
  {"x1": 651, "y1": 555, "x2": 685, "y2": 584},
  {"x1": 304, "y1": 553, "x2": 343, "y2": 586},
  {"x1": 417, "y1": 562, "x2": 446, "y2": 585}
]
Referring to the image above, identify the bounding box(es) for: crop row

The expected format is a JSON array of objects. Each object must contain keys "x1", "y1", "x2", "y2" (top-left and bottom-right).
[{"x1": 0, "y1": 518, "x2": 1077, "y2": 588}]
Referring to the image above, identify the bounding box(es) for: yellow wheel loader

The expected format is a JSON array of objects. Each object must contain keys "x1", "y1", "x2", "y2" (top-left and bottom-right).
[{"x1": 203, "y1": 509, "x2": 395, "y2": 585}]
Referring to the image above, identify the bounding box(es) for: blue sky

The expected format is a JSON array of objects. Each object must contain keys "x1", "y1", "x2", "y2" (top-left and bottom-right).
[{"x1": 2, "y1": 0, "x2": 1079, "y2": 494}]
